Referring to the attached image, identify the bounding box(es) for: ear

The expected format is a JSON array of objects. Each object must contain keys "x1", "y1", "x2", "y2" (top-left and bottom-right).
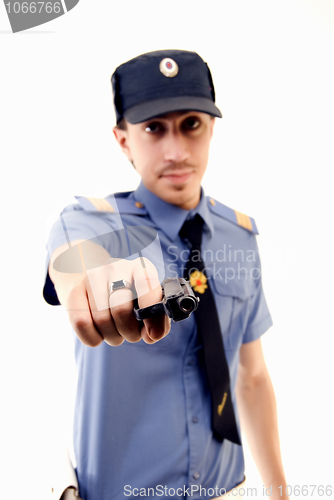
[{"x1": 113, "y1": 127, "x2": 133, "y2": 161}]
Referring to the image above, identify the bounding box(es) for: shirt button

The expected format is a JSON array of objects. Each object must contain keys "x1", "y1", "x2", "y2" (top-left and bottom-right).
[
  {"x1": 192, "y1": 416, "x2": 199, "y2": 423},
  {"x1": 188, "y1": 358, "x2": 196, "y2": 366},
  {"x1": 193, "y1": 472, "x2": 200, "y2": 480}
]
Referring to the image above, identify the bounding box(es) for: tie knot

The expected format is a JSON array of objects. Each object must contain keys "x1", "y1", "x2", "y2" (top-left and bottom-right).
[{"x1": 179, "y1": 214, "x2": 204, "y2": 250}]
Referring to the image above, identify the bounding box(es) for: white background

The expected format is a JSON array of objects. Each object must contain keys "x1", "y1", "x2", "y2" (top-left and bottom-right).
[{"x1": 1, "y1": 1, "x2": 333, "y2": 498}]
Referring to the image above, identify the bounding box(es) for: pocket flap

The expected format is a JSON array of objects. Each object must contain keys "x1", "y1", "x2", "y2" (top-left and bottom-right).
[{"x1": 208, "y1": 271, "x2": 256, "y2": 301}]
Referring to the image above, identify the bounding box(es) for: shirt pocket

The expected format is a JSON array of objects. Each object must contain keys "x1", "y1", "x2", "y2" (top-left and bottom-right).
[{"x1": 209, "y1": 274, "x2": 254, "y2": 351}]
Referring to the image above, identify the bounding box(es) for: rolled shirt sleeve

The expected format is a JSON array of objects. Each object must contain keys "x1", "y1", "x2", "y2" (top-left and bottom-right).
[{"x1": 242, "y1": 276, "x2": 273, "y2": 344}]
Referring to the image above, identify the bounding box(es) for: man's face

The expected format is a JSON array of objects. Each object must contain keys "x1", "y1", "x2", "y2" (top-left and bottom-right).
[{"x1": 113, "y1": 111, "x2": 215, "y2": 210}]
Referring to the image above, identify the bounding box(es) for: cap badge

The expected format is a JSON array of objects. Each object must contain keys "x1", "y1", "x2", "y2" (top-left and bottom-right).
[{"x1": 159, "y1": 58, "x2": 179, "y2": 78}]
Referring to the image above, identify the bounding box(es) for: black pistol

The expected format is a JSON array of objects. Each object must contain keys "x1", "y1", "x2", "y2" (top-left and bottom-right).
[{"x1": 134, "y1": 277, "x2": 199, "y2": 322}]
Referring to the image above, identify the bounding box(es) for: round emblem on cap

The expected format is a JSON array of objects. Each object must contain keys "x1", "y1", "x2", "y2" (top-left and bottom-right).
[{"x1": 159, "y1": 58, "x2": 179, "y2": 78}]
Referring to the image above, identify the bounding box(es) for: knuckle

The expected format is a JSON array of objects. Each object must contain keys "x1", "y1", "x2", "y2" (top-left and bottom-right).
[
  {"x1": 110, "y1": 303, "x2": 131, "y2": 320},
  {"x1": 69, "y1": 314, "x2": 103, "y2": 348},
  {"x1": 136, "y1": 276, "x2": 161, "y2": 289},
  {"x1": 92, "y1": 313, "x2": 112, "y2": 331},
  {"x1": 104, "y1": 260, "x2": 118, "y2": 273},
  {"x1": 70, "y1": 313, "x2": 92, "y2": 332},
  {"x1": 134, "y1": 257, "x2": 157, "y2": 275},
  {"x1": 135, "y1": 256, "x2": 151, "y2": 266}
]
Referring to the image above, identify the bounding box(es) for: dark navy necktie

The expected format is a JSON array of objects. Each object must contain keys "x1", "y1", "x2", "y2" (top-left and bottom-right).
[{"x1": 179, "y1": 214, "x2": 241, "y2": 444}]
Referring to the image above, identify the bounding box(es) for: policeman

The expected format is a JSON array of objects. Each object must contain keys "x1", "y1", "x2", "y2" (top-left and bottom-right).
[{"x1": 44, "y1": 50, "x2": 289, "y2": 500}]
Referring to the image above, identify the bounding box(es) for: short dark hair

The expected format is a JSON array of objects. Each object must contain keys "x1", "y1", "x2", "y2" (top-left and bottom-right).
[{"x1": 115, "y1": 118, "x2": 127, "y2": 131}]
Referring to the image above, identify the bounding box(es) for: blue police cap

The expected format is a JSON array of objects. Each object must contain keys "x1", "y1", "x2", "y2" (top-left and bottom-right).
[{"x1": 111, "y1": 49, "x2": 222, "y2": 124}]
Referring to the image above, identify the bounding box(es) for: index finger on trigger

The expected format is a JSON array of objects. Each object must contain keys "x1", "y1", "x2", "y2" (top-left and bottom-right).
[{"x1": 132, "y1": 257, "x2": 168, "y2": 341}]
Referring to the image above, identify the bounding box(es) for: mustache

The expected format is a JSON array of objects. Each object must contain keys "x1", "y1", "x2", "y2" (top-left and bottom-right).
[{"x1": 158, "y1": 163, "x2": 195, "y2": 176}]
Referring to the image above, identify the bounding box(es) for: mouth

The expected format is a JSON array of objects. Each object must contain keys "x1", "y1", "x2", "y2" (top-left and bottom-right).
[{"x1": 160, "y1": 170, "x2": 193, "y2": 185}]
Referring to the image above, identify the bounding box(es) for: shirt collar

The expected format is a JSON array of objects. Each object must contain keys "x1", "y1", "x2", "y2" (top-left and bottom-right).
[{"x1": 134, "y1": 181, "x2": 214, "y2": 241}]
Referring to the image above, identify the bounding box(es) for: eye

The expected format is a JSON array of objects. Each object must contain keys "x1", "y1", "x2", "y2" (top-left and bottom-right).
[
  {"x1": 183, "y1": 117, "x2": 201, "y2": 130},
  {"x1": 144, "y1": 121, "x2": 164, "y2": 133}
]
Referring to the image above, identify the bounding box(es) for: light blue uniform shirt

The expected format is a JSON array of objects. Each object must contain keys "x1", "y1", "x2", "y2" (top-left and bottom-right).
[{"x1": 44, "y1": 182, "x2": 273, "y2": 500}]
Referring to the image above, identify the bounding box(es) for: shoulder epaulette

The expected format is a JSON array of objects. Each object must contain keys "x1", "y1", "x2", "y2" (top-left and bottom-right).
[
  {"x1": 75, "y1": 192, "x2": 147, "y2": 215},
  {"x1": 207, "y1": 197, "x2": 259, "y2": 234}
]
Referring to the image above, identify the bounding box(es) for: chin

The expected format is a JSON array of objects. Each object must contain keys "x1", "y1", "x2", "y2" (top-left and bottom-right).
[{"x1": 167, "y1": 190, "x2": 198, "y2": 210}]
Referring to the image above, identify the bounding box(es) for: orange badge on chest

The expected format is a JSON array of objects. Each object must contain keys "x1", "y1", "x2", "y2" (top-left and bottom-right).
[{"x1": 189, "y1": 270, "x2": 208, "y2": 294}]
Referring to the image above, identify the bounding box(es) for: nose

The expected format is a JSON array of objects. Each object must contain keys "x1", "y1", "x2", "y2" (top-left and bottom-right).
[{"x1": 163, "y1": 130, "x2": 190, "y2": 164}]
